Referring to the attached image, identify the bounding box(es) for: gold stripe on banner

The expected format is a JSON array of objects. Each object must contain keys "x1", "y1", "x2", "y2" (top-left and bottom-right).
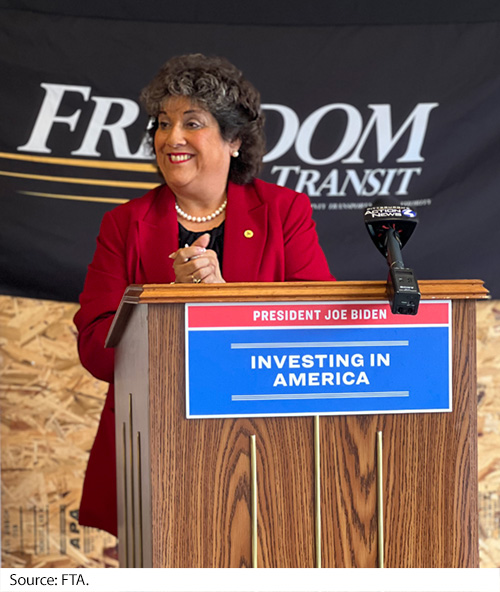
[
  {"x1": 0, "y1": 170, "x2": 158, "y2": 190},
  {"x1": 18, "y1": 191, "x2": 129, "y2": 204},
  {"x1": 0, "y1": 151, "x2": 157, "y2": 173}
]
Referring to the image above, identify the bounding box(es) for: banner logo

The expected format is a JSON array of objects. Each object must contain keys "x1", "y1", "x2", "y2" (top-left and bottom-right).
[
  {"x1": 17, "y1": 83, "x2": 151, "y2": 159},
  {"x1": 16, "y1": 83, "x2": 438, "y2": 201},
  {"x1": 263, "y1": 102, "x2": 438, "y2": 199}
]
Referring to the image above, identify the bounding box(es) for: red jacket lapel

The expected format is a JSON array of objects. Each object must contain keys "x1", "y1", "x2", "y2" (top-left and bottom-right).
[
  {"x1": 135, "y1": 182, "x2": 268, "y2": 284},
  {"x1": 136, "y1": 185, "x2": 178, "y2": 284},
  {"x1": 223, "y1": 182, "x2": 267, "y2": 282}
]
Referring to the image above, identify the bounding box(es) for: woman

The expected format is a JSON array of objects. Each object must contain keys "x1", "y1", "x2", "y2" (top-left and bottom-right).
[{"x1": 75, "y1": 53, "x2": 334, "y2": 536}]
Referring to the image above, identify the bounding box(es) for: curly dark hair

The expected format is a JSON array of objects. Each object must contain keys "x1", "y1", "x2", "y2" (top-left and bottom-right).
[{"x1": 140, "y1": 53, "x2": 266, "y2": 185}]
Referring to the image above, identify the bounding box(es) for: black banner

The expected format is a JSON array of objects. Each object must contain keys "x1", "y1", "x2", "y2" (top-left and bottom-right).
[{"x1": 1, "y1": 7, "x2": 499, "y2": 300}]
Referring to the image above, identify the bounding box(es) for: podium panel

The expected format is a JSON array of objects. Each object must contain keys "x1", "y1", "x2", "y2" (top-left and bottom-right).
[{"x1": 108, "y1": 280, "x2": 487, "y2": 567}]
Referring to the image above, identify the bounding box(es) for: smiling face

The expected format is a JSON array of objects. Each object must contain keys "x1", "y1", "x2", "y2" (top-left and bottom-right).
[{"x1": 154, "y1": 96, "x2": 241, "y2": 201}]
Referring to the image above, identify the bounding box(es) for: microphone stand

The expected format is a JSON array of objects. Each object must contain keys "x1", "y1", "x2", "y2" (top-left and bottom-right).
[{"x1": 385, "y1": 228, "x2": 421, "y2": 315}]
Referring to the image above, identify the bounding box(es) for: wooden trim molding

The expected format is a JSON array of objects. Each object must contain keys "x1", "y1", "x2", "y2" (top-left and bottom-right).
[{"x1": 106, "y1": 279, "x2": 488, "y2": 347}]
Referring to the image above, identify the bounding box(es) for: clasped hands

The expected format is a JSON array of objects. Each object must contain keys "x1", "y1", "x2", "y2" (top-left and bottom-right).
[{"x1": 169, "y1": 233, "x2": 225, "y2": 284}]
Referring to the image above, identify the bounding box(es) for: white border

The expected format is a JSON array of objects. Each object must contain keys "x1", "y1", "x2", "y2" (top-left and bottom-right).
[
  {"x1": 184, "y1": 308, "x2": 190, "y2": 417},
  {"x1": 184, "y1": 300, "x2": 452, "y2": 419},
  {"x1": 187, "y1": 298, "x2": 451, "y2": 307},
  {"x1": 1, "y1": 568, "x2": 498, "y2": 591},
  {"x1": 186, "y1": 299, "x2": 451, "y2": 330},
  {"x1": 190, "y1": 323, "x2": 450, "y2": 330}
]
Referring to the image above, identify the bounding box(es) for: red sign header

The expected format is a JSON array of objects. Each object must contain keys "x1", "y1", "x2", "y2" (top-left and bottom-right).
[{"x1": 187, "y1": 301, "x2": 450, "y2": 329}]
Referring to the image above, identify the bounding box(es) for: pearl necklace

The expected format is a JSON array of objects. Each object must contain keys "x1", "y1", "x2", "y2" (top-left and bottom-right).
[{"x1": 175, "y1": 199, "x2": 227, "y2": 223}]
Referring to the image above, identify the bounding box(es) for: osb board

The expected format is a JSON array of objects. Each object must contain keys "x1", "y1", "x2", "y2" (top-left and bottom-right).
[
  {"x1": 0, "y1": 296, "x2": 499, "y2": 568},
  {"x1": 0, "y1": 296, "x2": 117, "y2": 568},
  {"x1": 477, "y1": 300, "x2": 500, "y2": 567}
]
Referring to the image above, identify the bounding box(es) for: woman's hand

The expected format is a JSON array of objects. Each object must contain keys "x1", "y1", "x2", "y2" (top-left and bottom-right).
[{"x1": 169, "y1": 233, "x2": 225, "y2": 284}]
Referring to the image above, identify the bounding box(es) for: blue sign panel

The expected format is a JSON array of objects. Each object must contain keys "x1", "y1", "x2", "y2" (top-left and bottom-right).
[{"x1": 185, "y1": 301, "x2": 451, "y2": 418}]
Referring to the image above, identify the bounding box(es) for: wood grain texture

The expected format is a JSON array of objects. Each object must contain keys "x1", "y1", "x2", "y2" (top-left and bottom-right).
[
  {"x1": 116, "y1": 291, "x2": 479, "y2": 567},
  {"x1": 114, "y1": 305, "x2": 152, "y2": 568},
  {"x1": 149, "y1": 304, "x2": 252, "y2": 567},
  {"x1": 321, "y1": 416, "x2": 378, "y2": 567},
  {"x1": 253, "y1": 416, "x2": 315, "y2": 567},
  {"x1": 147, "y1": 304, "x2": 317, "y2": 567},
  {"x1": 320, "y1": 300, "x2": 478, "y2": 567},
  {"x1": 106, "y1": 280, "x2": 489, "y2": 346},
  {"x1": 136, "y1": 279, "x2": 489, "y2": 303},
  {"x1": 1, "y1": 295, "x2": 491, "y2": 569}
]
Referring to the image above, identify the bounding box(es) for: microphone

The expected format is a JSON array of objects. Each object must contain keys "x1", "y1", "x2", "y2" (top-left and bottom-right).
[{"x1": 364, "y1": 198, "x2": 421, "y2": 315}]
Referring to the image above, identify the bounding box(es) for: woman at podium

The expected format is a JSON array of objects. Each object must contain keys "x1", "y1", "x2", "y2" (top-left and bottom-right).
[{"x1": 74, "y1": 53, "x2": 334, "y2": 536}]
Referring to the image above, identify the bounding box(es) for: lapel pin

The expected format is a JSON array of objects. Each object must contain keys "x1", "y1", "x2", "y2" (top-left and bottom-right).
[{"x1": 244, "y1": 229, "x2": 254, "y2": 238}]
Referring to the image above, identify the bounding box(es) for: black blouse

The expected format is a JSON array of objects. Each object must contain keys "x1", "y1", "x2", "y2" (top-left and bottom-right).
[{"x1": 178, "y1": 221, "x2": 225, "y2": 268}]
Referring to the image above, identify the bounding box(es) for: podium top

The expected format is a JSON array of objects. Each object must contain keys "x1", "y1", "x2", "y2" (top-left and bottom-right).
[{"x1": 106, "y1": 279, "x2": 488, "y2": 347}]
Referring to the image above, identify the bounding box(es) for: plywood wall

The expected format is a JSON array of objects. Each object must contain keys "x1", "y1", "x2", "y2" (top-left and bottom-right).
[
  {"x1": 0, "y1": 297, "x2": 116, "y2": 567},
  {"x1": 1, "y1": 296, "x2": 499, "y2": 567},
  {"x1": 477, "y1": 300, "x2": 500, "y2": 567}
]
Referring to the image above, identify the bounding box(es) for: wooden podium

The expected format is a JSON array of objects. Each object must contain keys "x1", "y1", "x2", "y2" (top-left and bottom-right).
[{"x1": 106, "y1": 279, "x2": 488, "y2": 568}]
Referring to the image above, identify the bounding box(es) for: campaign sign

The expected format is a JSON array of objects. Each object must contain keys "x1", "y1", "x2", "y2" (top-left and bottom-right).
[{"x1": 185, "y1": 300, "x2": 452, "y2": 419}]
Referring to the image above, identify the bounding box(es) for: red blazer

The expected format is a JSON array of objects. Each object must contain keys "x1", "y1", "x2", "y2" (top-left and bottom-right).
[{"x1": 74, "y1": 178, "x2": 334, "y2": 536}]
